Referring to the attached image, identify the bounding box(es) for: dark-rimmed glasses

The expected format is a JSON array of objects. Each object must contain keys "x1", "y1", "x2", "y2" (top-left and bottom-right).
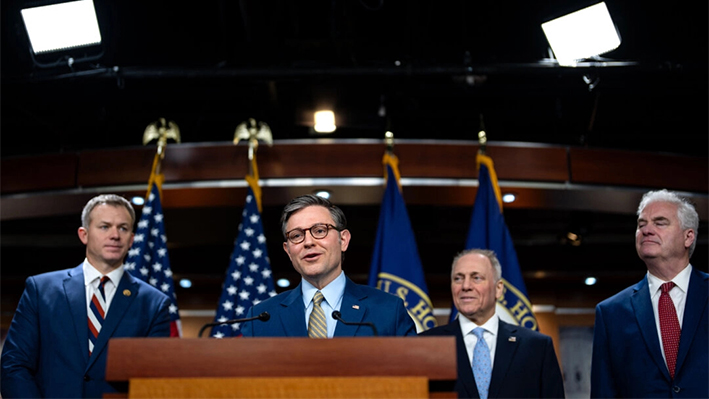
[{"x1": 285, "y1": 223, "x2": 339, "y2": 244}]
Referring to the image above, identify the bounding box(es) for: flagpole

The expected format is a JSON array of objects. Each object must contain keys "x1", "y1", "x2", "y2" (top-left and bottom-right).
[
  {"x1": 142, "y1": 117, "x2": 181, "y2": 199},
  {"x1": 124, "y1": 117, "x2": 183, "y2": 337},
  {"x1": 210, "y1": 119, "x2": 276, "y2": 338},
  {"x1": 450, "y1": 122, "x2": 538, "y2": 330},
  {"x1": 234, "y1": 118, "x2": 273, "y2": 212},
  {"x1": 369, "y1": 130, "x2": 436, "y2": 332}
]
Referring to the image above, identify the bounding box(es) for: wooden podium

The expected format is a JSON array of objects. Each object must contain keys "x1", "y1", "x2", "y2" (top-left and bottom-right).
[{"x1": 105, "y1": 337, "x2": 456, "y2": 398}]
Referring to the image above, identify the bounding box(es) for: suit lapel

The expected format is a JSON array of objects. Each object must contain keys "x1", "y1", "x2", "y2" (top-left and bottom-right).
[
  {"x1": 488, "y1": 320, "x2": 518, "y2": 398},
  {"x1": 64, "y1": 265, "x2": 90, "y2": 362},
  {"x1": 279, "y1": 284, "x2": 307, "y2": 336},
  {"x1": 449, "y1": 319, "x2": 479, "y2": 399},
  {"x1": 87, "y1": 272, "x2": 139, "y2": 368},
  {"x1": 674, "y1": 268, "x2": 709, "y2": 376},
  {"x1": 630, "y1": 276, "x2": 671, "y2": 381},
  {"x1": 335, "y1": 278, "x2": 367, "y2": 337}
]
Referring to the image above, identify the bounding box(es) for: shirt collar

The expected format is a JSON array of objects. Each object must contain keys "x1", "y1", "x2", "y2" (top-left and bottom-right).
[
  {"x1": 458, "y1": 312, "x2": 500, "y2": 337},
  {"x1": 647, "y1": 263, "x2": 692, "y2": 297},
  {"x1": 83, "y1": 258, "x2": 125, "y2": 287},
  {"x1": 301, "y1": 270, "x2": 346, "y2": 307}
]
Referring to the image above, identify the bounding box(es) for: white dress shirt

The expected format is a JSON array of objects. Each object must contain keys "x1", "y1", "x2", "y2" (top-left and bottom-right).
[
  {"x1": 458, "y1": 312, "x2": 500, "y2": 367},
  {"x1": 647, "y1": 263, "x2": 691, "y2": 366},
  {"x1": 83, "y1": 259, "x2": 124, "y2": 316}
]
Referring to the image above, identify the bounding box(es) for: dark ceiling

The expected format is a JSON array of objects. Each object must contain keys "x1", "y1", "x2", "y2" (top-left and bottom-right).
[
  {"x1": 1, "y1": 1, "x2": 708, "y2": 322},
  {"x1": 1, "y1": 0, "x2": 707, "y2": 157}
]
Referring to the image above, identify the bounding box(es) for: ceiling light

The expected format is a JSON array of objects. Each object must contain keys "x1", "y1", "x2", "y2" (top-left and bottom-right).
[
  {"x1": 584, "y1": 277, "x2": 597, "y2": 286},
  {"x1": 21, "y1": 0, "x2": 102, "y2": 55},
  {"x1": 314, "y1": 190, "x2": 331, "y2": 199},
  {"x1": 541, "y1": 2, "x2": 621, "y2": 67},
  {"x1": 313, "y1": 110, "x2": 336, "y2": 133},
  {"x1": 502, "y1": 193, "x2": 516, "y2": 203}
]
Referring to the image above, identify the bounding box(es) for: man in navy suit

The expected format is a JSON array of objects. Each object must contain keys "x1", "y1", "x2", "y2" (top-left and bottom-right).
[
  {"x1": 1, "y1": 194, "x2": 172, "y2": 398},
  {"x1": 241, "y1": 194, "x2": 415, "y2": 337},
  {"x1": 420, "y1": 249, "x2": 565, "y2": 399},
  {"x1": 591, "y1": 189, "x2": 708, "y2": 398}
]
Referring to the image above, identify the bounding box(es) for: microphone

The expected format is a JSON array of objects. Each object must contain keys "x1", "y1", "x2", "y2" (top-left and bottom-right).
[
  {"x1": 198, "y1": 311, "x2": 270, "y2": 338},
  {"x1": 332, "y1": 311, "x2": 378, "y2": 336}
]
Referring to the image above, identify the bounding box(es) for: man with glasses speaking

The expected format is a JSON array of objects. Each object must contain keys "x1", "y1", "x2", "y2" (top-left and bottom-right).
[{"x1": 241, "y1": 194, "x2": 416, "y2": 337}]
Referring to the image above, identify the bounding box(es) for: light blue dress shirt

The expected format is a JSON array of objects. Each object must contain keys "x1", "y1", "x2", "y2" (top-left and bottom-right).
[{"x1": 302, "y1": 271, "x2": 346, "y2": 338}]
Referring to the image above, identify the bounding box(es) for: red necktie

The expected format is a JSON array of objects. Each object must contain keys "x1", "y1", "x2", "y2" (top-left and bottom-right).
[
  {"x1": 659, "y1": 281, "x2": 681, "y2": 379},
  {"x1": 88, "y1": 276, "x2": 110, "y2": 356}
]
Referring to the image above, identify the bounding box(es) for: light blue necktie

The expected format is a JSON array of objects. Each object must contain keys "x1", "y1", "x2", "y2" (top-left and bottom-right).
[{"x1": 472, "y1": 327, "x2": 492, "y2": 399}]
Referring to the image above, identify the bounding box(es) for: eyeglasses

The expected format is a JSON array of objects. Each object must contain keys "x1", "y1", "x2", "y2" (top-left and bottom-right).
[{"x1": 285, "y1": 223, "x2": 339, "y2": 244}]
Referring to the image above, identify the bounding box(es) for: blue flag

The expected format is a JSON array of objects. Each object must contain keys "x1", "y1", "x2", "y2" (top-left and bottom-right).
[
  {"x1": 454, "y1": 153, "x2": 538, "y2": 330},
  {"x1": 211, "y1": 182, "x2": 276, "y2": 338},
  {"x1": 124, "y1": 182, "x2": 182, "y2": 336},
  {"x1": 369, "y1": 153, "x2": 437, "y2": 332}
]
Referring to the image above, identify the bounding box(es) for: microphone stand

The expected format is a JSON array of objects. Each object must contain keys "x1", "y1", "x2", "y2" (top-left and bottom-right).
[
  {"x1": 332, "y1": 311, "x2": 379, "y2": 336},
  {"x1": 198, "y1": 312, "x2": 270, "y2": 338}
]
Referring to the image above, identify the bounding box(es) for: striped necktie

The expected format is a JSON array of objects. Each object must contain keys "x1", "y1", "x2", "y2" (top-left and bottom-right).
[
  {"x1": 88, "y1": 276, "x2": 110, "y2": 355},
  {"x1": 308, "y1": 291, "x2": 327, "y2": 338}
]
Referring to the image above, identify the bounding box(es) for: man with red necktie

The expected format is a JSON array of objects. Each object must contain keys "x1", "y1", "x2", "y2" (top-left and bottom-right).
[
  {"x1": 591, "y1": 189, "x2": 708, "y2": 398},
  {"x1": 1, "y1": 194, "x2": 172, "y2": 398}
]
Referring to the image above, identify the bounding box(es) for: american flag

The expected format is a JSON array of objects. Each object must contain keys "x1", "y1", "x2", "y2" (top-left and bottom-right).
[
  {"x1": 211, "y1": 186, "x2": 276, "y2": 338},
  {"x1": 124, "y1": 183, "x2": 182, "y2": 337}
]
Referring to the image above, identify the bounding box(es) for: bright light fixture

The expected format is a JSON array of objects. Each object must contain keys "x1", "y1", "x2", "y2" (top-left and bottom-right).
[
  {"x1": 502, "y1": 193, "x2": 516, "y2": 203},
  {"x1": 584, "y1": 277, "x2": 597, "y2": 286},
  {"x1": 131, "y1": 196, "x2": 145, "y2": 206},
  {"x1": 179, "y1": 279, "x2": 192, "y2": 288},
  {"x1": 541, "y1": 2, "x2": 620, "y2": 67},
  {"x1": 314, "y1": 190, "x2": 331, "y2": 200},
  {"x1": 277, "y1": 278, "x2": 291, "y2": 288},
  {"x1": 314, "y1": 110, "x2": 336, "y2": 133},
  {"x1": 21, "y1": 0, "x2": 102, "y2": 54}
]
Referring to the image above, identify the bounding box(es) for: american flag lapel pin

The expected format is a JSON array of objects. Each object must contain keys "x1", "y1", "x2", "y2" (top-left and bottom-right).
[
  {"x1": 508, "y1": 336, "x2": 516, "y2": 342},
  {"x1": 352, "y1": 305, "x2": 360, "y2": 310}
]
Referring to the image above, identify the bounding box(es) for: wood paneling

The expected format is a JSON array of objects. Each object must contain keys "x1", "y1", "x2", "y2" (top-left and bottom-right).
[
  {"x1": 2, "y1": 141, "x2": 706, "y2": 221},
  {"x1": 128, "y1": 377, "x2": 429, "y2": 398},
  {"x1": 1, "y1": 153, "x2": 78, "y2": 193},
  {"x1": 6, "y1": 142, "x2": 575, "y2": 192},
  {"x1": 106, "y1": 337, "x2": 456, "y2": 380},
  {"x1": 569, "y1": 148, "x2": 708, "y2": 192}
]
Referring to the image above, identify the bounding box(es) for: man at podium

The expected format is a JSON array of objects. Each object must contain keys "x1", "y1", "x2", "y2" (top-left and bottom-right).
[{"x1": 241, "y1": 194, "x2": 416, "y2": 337}]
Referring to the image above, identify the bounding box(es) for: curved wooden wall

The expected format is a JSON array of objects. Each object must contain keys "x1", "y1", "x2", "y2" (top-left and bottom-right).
[{"x1": 2, "y1": 140, "x2": 707, "y2": 220}]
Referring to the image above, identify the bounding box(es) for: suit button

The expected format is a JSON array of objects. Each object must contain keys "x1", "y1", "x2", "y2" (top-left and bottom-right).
[
  {"x1": 84, "y1": 375, "x2": 91, "y2": 382},
  {"x1": 673, "y1": 386, "x2": 681, "y2": 393}
]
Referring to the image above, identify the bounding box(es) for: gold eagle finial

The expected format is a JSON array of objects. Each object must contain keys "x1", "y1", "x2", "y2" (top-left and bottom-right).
[
  {"x1": 233, "y1": 118, "x2": 273, "y2": 161},
  {"x1": 143, "y1": 118, "x2": 181, "y2": 159}
]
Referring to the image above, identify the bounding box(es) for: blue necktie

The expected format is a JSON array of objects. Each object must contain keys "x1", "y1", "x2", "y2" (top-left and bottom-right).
[{"x1": 472, "y1": 327, "x2": 492, "y2": 399}]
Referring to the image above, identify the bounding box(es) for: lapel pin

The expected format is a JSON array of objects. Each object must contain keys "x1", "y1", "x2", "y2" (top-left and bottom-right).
[
  {"x1": 123, "y1": 289, "x2": 131, "y2": 296},
  {"x1": 509, "y1": 337, "x2": 517, "y2": 342},
  {"x1": 352, "y1": 305, "x2": 360, "y2": 310}
]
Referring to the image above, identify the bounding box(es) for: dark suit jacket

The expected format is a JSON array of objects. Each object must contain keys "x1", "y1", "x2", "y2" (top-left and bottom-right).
[
  {"x1": 240, "y1": 276, "x2": 416, "y2": 337},
  {"x1": 1, "y1": 264, "x2": 172, "y2": 398},
  {"x1": 420, "y1": 318, "x2": 565, "y2": 399},
  {"x1": 591, "y1": 267, "x2": 709, "y2": 398}
]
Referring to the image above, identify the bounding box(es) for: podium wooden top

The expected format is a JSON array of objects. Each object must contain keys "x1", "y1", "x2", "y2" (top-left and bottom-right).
[{"x1": 105, "y1": 337, "x2": 456, "y2": 381}]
